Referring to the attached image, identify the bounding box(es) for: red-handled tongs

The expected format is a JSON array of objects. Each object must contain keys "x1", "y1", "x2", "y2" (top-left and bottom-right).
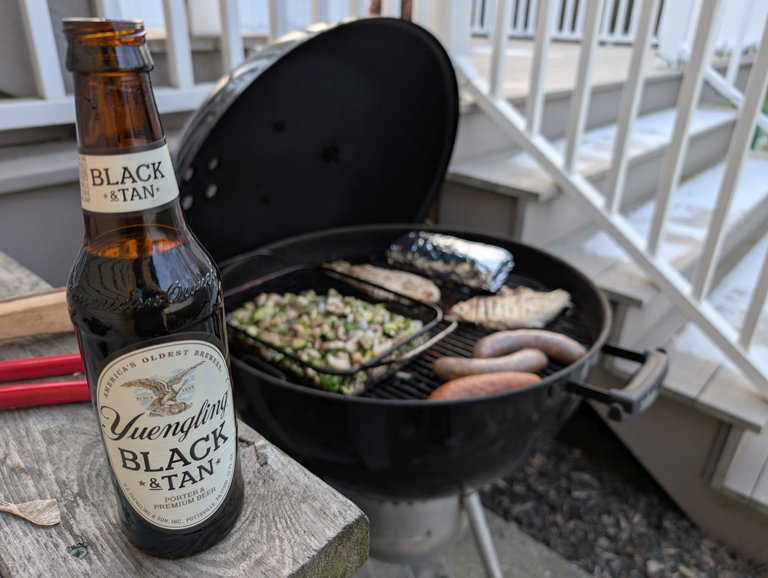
[{"x1": 0, "y1": 353, "x2": 90, "y2": 409}]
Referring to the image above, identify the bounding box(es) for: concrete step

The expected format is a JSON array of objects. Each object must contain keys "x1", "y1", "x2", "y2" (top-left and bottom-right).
[{"x1": 444, "y1": 106, "x2": 737, "y2": 245}]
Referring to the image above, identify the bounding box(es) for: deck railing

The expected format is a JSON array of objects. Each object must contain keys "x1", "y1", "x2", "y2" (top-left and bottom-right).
[
  {"x1": 0, "y1": 0, "x2": 384, "y2": 131},
  {"x1": 434, "y1": 0, "x2": 768, "y2": 399},
  {"x1": 470, "y1": 0, "x2": 664, "y2": 44}
]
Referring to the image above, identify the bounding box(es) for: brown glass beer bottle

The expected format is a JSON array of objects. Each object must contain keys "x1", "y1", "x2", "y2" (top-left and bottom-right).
[{"x1": 63, "y1": 18, "x2": 243, "y2": 558}]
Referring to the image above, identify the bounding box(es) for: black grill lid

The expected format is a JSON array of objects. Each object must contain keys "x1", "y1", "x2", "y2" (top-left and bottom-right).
[{"x1": 174, "y1": 17, "x2": 459, "y2": 263}]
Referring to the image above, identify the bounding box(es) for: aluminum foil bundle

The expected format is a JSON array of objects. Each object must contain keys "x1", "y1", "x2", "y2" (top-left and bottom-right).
[{"x1": 386, "y1": 232, "x2": 514, "y2": 293}]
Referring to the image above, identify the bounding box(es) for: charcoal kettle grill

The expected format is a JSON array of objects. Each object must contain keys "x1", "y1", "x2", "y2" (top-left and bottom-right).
[{"x1": 174, "y1": 17, "x2": 667, "y2": 573}]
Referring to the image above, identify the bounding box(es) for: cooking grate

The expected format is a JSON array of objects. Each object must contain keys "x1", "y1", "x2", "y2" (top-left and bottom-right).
[
  {"x1": 356, "y1": 270, "x2": 595, "y2": 400},
  {"x1": 230, "y1": 259, "x2": 597, "y2": 400}
]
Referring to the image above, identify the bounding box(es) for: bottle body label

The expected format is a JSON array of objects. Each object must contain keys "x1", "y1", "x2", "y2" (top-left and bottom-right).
[
  {"x1": 96, "y1": 337, "x2": 237, "y2": 531},
  {"x1": 79, "y1": 143, "x2": 179, "y2": 213}
]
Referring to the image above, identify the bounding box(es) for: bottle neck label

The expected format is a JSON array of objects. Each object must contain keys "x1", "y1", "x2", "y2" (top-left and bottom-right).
[
  {"x1": 96, "y1": 335, "x2": 237, "y2": 531},
  {"x1": 79, "y1": 142, "x2": 179, "y2": 213}
]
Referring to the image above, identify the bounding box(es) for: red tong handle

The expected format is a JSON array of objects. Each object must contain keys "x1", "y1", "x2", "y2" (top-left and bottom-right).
[
  {"x1": 0, "y1": 353, "x2": 84, "y2": 382},
  {"x1": 0, "y1": 353, "x2": 89, "y2": 409},
  {"x1": 0, "y1": 380, "x2": 90, "y2": 409}
]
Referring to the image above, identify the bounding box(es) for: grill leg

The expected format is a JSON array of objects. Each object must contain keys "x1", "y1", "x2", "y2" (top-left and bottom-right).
[{"x1": 462, "y1": 491, "x2": 504, "y2": 578}]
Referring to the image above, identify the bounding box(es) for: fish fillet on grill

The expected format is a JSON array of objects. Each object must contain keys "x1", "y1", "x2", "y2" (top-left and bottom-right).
[
  {"x1": 448, "y1": 286, "x2": 571, "y2": 329},
  {"x1": 326, "y1": 261, "x2": 441, "y2": 303}
]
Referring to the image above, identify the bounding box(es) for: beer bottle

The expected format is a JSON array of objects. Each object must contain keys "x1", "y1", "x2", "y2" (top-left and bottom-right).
[{"x1": 63, "y1": 18, "x2": 244, "y2": 558}]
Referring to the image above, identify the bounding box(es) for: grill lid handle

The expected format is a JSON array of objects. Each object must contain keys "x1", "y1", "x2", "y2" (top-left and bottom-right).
[{"x1": 565, "y1": 345, "x2": 668, "y2": 422}]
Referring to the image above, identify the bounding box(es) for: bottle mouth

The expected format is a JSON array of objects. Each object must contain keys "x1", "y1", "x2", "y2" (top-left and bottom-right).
[
  {"x1": 62, "y1": 18, "x2": 146, "y2": 45},
  {"x1": 63, "y1": 18, "x2": 153, "y2": 72}
]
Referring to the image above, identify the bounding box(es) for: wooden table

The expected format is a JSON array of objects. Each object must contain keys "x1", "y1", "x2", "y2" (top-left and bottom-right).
[{"x1": 0, "y1": 252, "x2": 369, "y2": 577}]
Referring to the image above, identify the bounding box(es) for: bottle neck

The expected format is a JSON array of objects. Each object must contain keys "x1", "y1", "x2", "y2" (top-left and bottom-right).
[
  {"x1": 74, "y1": 72, "x2": 163, "y2": 150},
  {"x1": 72, "y1": 71, "x2": 188, "y2": 247}
]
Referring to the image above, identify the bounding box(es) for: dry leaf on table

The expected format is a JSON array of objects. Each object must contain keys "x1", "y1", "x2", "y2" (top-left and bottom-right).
[{"x1": 0, "y1": 498, "x2": 61, "y2": 526}]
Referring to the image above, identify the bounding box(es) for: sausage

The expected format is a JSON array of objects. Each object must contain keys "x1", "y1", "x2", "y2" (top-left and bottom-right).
[
  {"x1": 433, "y1": 348, "x2": 548, "y2": 380},
  {"x1": 473, "y1": 329, "x2": 587, "y2": 364},
  {"x1": 428, "y1": 371, "x2": 541, "y2": 401}
]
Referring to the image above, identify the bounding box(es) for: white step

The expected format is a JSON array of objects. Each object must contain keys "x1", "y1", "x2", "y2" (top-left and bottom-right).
[
  {"x1": 448, "y1": 106, "x2": 737, "y2": 204},
  {"x1": 718, "y1": 425, "x2": 768, "y2": 513}
]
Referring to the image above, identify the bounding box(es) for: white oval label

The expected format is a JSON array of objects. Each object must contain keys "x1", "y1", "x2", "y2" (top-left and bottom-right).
[
  {"x1": 79, "y1": 143, "x2": 179, "y2": 213},
  {"x1": 96, "y1": 339, "x2": 237, "y2": 530}
]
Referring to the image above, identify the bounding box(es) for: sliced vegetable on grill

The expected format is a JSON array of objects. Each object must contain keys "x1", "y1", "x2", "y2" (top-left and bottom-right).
[{"x1": 228, "y1": 288, "x2": 424, "y2": 394}]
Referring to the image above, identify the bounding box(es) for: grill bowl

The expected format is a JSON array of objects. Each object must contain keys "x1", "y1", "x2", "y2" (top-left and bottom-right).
[{"x1": 224, "y1": 225, "x2": 617, "y2": 500}]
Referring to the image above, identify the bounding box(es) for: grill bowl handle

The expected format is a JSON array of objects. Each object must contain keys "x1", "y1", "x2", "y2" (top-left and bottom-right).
[{"x1": 565, "y1": 345, "x2": 667, "y2": 422}]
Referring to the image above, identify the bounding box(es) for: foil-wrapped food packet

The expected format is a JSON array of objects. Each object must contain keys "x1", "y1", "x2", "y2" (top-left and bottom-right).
[{"x1": 386, "y1": 232, "x2": 514, "y2": 293}]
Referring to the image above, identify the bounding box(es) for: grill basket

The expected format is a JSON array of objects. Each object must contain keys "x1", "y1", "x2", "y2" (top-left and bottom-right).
[{"x1": 226, "y1": 265, "x2": 453, "y2": 394}]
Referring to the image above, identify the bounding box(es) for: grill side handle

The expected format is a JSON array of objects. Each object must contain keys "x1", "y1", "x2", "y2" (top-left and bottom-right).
[{"x1": 565, "y1": 345, "x2": 668, "y2": 422}]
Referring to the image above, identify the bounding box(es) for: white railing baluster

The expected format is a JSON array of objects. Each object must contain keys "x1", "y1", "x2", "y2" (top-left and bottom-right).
[
  {"x1": 312, "y1": 0, "x2": 332, "y2": 22},
  {"x1": 725, "y1": 0, "x2": 754, "y2": 85},
  {"x1": 17, "y1": 0, "x2": 66, "y2": 99},
  {"x1": 428, "y1": 0, "x2": 473, "y2": 59},
  {"x1": 526, "y1": 0, "x2": 538, "y2": 36},
  {"x1": 412, "y1": 0, "x2": 431, "y2": 26},
  {"x1": 510, "y1": 0, "x2": 520, "y2": 35},
  {"x1": 470, "y1": 0, "x2": 482, "y2": 32},
  {"x1": 381, "y1": 0, "x2": 402, "y2": 18},
  {"x1": 740, "y1": 248, "x2": 768, "y2": 350},
  {"x1": 599, "y1": 0, "x2": 616, "y2": 40},
  {"x1": 561, "y1": 0, "x2": 576, "y2": 36},
  {"x1": 656, "y1": 0, "x2": 697, "y2": 64},
  {"x1": 692, "y1": 16, "x2": 768, "y2": 301},
  {"x1": 93, "y1": 0, "x2": 123, "y2": 18},
  {"x1": 575, "y1": 0, "x2": 588, "y2": 39},
  {"x1": 490, "y1": 0, "x2": 513, "y2": 97},
  {"x1": 219, "y1": 0, "x2": 244, "y2": 73},
  {"x1": 647, "y1": 0, "x2": 722, "y2": 256},
  {"x1": 615, "y1": 0, "x2": 629, "y2": 41},
  {"x1": 526, "y1": 0, "x2": 555, "y2": 135},
  {"x1": 519, "y1": 0, "x2": 532, "y2": 35},
  {"x1": 626, "y1": 0, "x2": 640, "y2": 42},
  {"x1": 268, "y1": 0, "x2": 289, "y2": 41},
  {"x1": 604, "y1": 0, "x2": 660, "y2": 213},
  {"x1": 161, "y1": 0, "x2": 194, "y2": 89},
  {"x1": 563, "y1": 0, "x2": 603, "y2": 173}
]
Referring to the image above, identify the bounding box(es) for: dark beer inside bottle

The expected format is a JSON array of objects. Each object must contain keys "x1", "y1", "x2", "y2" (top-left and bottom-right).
[{"x1": 64, "y1": 18, "x2": 243, "y2": 558}]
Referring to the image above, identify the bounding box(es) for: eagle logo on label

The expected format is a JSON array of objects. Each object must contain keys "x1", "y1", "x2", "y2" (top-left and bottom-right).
[{"x1": 122, "y1": 361, "x2": 203, "y2": 417}]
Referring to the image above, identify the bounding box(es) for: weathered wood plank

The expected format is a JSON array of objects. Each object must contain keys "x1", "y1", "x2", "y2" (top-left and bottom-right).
[
  {"x1": 0, "y1": 251, "x2": 369, "y2": 577},
  {"x1": 0, "y1": 407, "x2": 368, "y2": 577}
]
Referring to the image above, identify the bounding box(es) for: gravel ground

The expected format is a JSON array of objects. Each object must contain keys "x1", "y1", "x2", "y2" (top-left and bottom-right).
[{"x1": 480, "y1": 403, "x2": 768, "y2": 578}]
